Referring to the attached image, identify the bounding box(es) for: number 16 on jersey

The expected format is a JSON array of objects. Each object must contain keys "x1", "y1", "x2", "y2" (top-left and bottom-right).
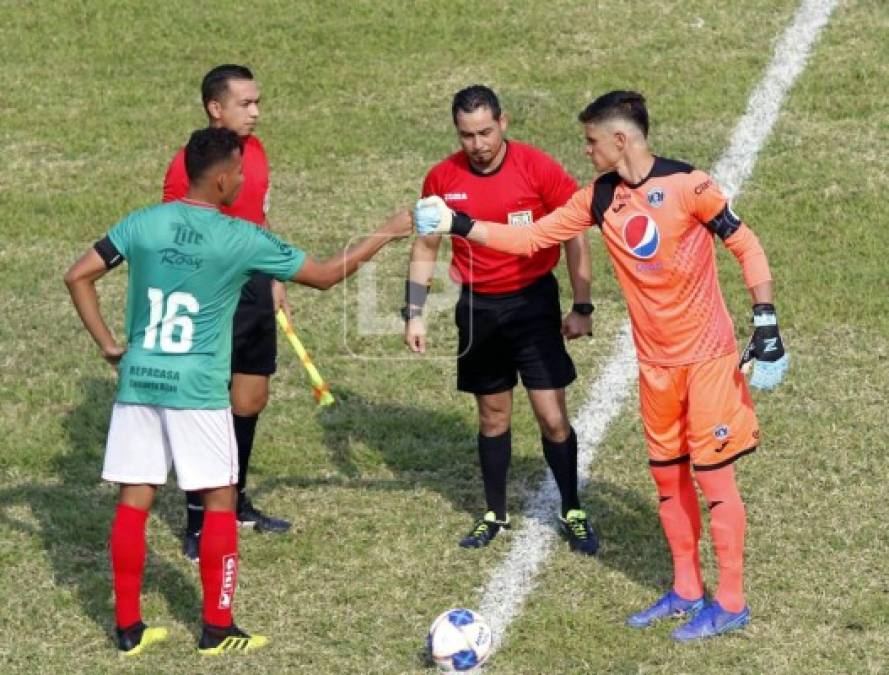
[{"x1": 144, "y1": 287, "x2": 199, "y2": 353}]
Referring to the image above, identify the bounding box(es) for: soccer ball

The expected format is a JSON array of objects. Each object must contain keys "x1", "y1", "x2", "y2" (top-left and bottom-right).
[{"x1": 427, "y1": 608, "x2": 493, "y2": 672}]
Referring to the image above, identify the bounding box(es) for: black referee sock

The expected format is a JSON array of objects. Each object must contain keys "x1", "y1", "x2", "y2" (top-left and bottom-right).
[
  {"x1": 542, "y1": 427, "x2": 581, "y2": 517},
  {"x1": 478, "y1": 430, "x2": 512, "y2": 521},
  {"x1": 233, "y1": 413, "x2": 259, "y2": 497},
  {"x1": 185, "y1": 491, "x2": 204, "y2": 535}
]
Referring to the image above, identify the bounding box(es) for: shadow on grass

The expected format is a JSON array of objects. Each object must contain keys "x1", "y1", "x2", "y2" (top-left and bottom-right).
[
  {"x1": 0, "y1": 376, "x2": 201, "y2": 642},
  {"x1": 260, "y1": 387, "x2": 671, "y2": 591},
  {"x1": 582, "y1": 478, "x2": 674, "y2": 591}
]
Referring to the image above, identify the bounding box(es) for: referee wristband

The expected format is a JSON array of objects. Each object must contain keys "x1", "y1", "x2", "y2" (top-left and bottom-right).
[
  {"x1": 571, "y1": 302, "x2": 595, "y2": 316},
  {"x1": 405, "y1": 280, "x2": 430, "y2": 308}
]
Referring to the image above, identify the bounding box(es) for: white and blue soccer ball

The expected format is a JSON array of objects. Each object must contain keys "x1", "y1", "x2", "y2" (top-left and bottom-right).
[{"x1": 427, "y1": 608, "x2": 492, "y2": 672}]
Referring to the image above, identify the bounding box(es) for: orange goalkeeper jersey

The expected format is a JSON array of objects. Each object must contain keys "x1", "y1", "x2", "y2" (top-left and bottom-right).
[{"x1": 483, "y1": 156, "x2": 772, "y2": 366}]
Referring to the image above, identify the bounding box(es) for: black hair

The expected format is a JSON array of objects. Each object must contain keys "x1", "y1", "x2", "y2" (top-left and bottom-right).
[
  {"x1": 451, "y1": 85, "x2": 501, "y2": 124},
  {"x1": 201, "y1": 64, "x2": 254, "y2": 113},
  {"x1": 184, "y1": 127, "x2": 241, "y2": 183},
  {"x1": 578, "y1": 90, "x2": 649, "y2": 137}
]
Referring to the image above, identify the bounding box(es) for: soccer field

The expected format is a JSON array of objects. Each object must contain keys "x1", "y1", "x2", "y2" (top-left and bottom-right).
[{"x1": 1, "y1": 0, "x2": 888, "y2": 672}]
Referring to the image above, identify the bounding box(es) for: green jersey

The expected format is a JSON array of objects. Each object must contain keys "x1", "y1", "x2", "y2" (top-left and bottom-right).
[{"x1": 107, "y1": 200, "x2": 306, "y2": 408}]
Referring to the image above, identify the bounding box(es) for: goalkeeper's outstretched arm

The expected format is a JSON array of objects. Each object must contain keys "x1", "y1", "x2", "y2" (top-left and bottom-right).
[{"x1": 413, "y1": 189, "x2": 594, "y2": 257}]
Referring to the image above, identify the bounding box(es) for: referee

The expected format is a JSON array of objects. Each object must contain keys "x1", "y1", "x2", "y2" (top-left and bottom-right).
[
  {"x1": 163, "y1": 65, "x2": 290, "y2": 560},
  {"x1": 404, "y1": 86, "x2": 598, "y2": 555}
]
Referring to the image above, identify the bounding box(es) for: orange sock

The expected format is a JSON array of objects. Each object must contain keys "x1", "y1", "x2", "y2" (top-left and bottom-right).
[
  {"x1": 695, "y1": 464, "x2": 747, "y2": 612},
  {"x1": 650, "y1": 462, "x2": 703, "y2": 600}
]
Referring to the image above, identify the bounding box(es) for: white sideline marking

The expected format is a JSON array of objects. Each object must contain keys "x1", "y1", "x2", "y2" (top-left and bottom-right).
[{"x1": 477, "y1": 0, "x2": 839, "y2": 654}]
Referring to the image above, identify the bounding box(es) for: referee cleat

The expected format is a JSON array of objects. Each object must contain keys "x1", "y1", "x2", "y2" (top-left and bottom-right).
[
  {"x1": 459, "y1": 511, "x2": 510, "y2": 549},
  {"x1": 671, "y1": 600, "x2": 750, "y2": 641},
  {"x1": 559, "y1": 509, "x2": 599, "y2": 556},
  {"x1": 626, "y1": 590, "x2": 705, "y2": 628},
  {"x1": 198, "y1": 622, "x2": 269, "y2": 655},
  {"x1": 117, "y1": 621, "x2": 168, "y2": 656},
  {"x1": 237, "y1": 495, "x2": 292, "y2": 534},
  {"x1": 182, "y1": 530, "x2": 200, "y2": 563}
]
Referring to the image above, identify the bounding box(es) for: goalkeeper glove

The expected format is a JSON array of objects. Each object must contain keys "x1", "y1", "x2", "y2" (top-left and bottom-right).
[
  {"x1": 740, "y1": 303, "x2": 789, "y2": 390},
  {"x1": 413, "y1": 196, "x2": 474, "y2": 237}
]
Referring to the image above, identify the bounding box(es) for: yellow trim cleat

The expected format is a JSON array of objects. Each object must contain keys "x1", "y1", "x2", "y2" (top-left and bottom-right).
[
  {"x1": 198, "y1": 623, "x2": 269, "y2": 655},
  {"x1": 117, "y1": 623, "x2": 169, "y2": 657}
]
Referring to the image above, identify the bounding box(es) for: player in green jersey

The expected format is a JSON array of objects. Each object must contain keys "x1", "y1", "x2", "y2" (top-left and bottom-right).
[{"x1": 64, "y1": 127, "x2": 412, "y2": 656}]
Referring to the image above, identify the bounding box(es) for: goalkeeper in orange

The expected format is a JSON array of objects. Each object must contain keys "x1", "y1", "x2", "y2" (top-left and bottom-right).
[{"x1": 413, "y1": 90, "x2": 789, "y2": 641}]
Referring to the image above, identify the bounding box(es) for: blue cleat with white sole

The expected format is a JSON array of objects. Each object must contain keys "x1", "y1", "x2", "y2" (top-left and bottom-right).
[
  {"x1": 671, "y1": 600, "x2": 750, "y2": 641},
  {"x1": 626, "y1": 590, "x2": 705, "y2": 628}
]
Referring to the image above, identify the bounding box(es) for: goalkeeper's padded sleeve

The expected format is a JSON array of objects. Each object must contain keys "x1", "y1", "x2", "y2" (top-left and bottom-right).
[{"x1": 723, "y1": 224, "x2": 772, "y2": 290}]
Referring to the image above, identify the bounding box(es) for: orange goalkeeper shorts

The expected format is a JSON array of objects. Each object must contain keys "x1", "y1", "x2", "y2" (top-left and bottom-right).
[{"x1": 638, "y1": 351, "x2": 759, "y2": 471}]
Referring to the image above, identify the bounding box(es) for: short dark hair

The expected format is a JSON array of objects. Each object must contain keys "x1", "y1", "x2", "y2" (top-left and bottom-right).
[
  {"x1": 201, "y1": 64, "x2": 254, "y2": 113},
  {"x1": 451, "y1": 85, "x2": 501, "y2": 124},
  {"x1": 184, "y1": 127, "x2": 241, "y2": 183},
  {"x1": 578, "y1": 90, "x2": 649, "y2": 137}
]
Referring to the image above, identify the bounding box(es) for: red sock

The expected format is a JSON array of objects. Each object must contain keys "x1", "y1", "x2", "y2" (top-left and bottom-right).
[
  {"x1": 695, "y1": 464, "x2": 747, "y2": 612},
  {"x1": 651, "y1": 463, "x2": 703, "y2": 600},
  {"x1": 110, "y1": 503, "x2": 148, "y2": 628},
  {"x1": 199, "y1": 510, "x2": 238, "y2": 626}
]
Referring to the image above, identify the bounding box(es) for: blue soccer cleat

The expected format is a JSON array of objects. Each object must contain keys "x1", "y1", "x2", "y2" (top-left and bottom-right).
[
  {"x1": 671, "y1": 600, "x2": 750, "y2": 641},
  {"x1": 626, "y1": 590, "x2": 705, "y2": 628}
]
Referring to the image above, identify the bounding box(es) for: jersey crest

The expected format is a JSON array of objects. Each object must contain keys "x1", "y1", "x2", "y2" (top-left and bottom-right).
[{"x1": 508, "y1": 210, "x2": 533, "y2": 226}]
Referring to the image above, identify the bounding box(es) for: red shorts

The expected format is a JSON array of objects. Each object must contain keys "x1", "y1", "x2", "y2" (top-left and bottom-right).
[{"x1": 638, "y1": 352, "x2": 759, "y2": 471}]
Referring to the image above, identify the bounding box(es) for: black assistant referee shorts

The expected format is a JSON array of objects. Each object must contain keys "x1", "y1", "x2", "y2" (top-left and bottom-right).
[
  {"x1": 456, "y1": 273, "x2": 576, "y2": 395},
  {"x1": 231, "y1": 273, "x2": 277, "y2": 376}
]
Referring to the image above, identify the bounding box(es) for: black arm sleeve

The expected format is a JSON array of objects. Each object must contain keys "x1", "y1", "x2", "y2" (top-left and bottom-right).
[
  {"x1": 704, "y1": 204, "x2": 742, "y2": 241},
  {"x1": 94, "y1": 236, "x2": 124, "y2": 269}
]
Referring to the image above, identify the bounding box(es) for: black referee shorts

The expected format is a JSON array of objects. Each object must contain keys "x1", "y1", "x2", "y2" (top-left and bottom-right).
[
  {"x1": 456, "y1": 273, "x2": 576, "y2": 395},
  {"x1": 231, "y1": 273, "x2": 277, "y2": 376}
]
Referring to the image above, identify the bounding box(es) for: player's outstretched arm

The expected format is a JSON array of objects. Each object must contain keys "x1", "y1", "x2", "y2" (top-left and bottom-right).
[
  {"x1": 63, "y1": 248, "x2": 125, "y2": 365},
  {"x1": 292, "y1": 209, "x2": 412, "y2": 290}
]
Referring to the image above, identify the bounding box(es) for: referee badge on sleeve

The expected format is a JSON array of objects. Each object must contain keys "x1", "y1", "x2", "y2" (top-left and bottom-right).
[{"x1": 508, "y1": 210, "x2": 533, "y2": 227}]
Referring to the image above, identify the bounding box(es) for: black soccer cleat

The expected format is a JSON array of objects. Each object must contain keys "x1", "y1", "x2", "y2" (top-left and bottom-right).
[
  {"x1": 182, "y1": 530, "x2": 200, "y2": 563},
  {"x1": 198, "y1": 622, "x2": 269, "y2": 655},
  {"x1": 117, "y1": 621, "x2": 168, "y2": 656},
  {"x1": 459, "y1": 511, "x2": 511, "y2": 549},
  {"x1": 559, "y1": 509, "x2": 599, "y2": 556},
  {"x1": 237, "y1": 495, "x2": 292, "y2": 534}
]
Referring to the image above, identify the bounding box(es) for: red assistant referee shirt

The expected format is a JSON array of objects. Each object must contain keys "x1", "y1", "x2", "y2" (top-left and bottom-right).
[
  {"x1": 422, "y1": 141, "x2": 578, "y2": 294},
  {"x1": 163, "y1": 134, "x2": 270, "y2": 227}
]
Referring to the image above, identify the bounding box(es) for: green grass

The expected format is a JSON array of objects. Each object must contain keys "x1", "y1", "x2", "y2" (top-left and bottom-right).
[{"x1": 1, "y1": 0, "x2": 888, "y2": 672}]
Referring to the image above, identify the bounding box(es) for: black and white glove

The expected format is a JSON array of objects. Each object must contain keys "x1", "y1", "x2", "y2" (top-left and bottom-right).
[
  {"x1": 740, "y1": 303, "x2": 789, "y2": 390},
  {"x1": 413, "y1": 196, "x2": 474, "y2": 237}
]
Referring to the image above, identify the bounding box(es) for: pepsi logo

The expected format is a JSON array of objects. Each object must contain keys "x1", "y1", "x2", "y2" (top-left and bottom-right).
[{"x1": 622, "y1": 214, "x2": 660, "y2": 259}]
